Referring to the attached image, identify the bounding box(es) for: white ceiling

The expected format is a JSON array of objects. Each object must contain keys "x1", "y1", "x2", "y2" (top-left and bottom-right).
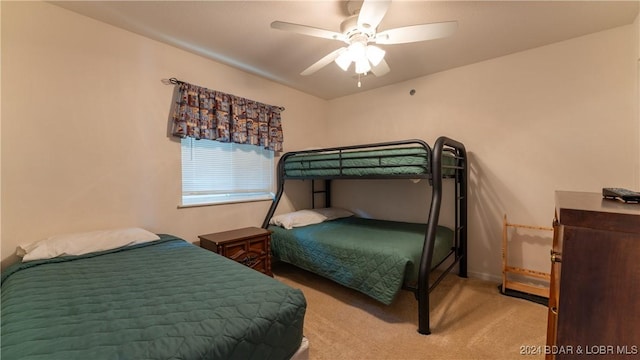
[{"x1": 54, "y1": 1, "x2": 639, "y2": 100}]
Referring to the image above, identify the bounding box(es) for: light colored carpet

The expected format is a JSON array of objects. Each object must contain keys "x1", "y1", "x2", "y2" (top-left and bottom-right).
[{"x1": 273, "y1": 262, "x2": 548, "y2": 360}]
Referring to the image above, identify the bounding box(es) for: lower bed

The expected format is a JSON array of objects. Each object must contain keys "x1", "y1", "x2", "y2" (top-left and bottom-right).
[
  {"x1": 269, "y1": 217, "x2": 454, "y2": 305},
  {"x1": 1, "y1": 235, "x2": 307, "y2": 360}
]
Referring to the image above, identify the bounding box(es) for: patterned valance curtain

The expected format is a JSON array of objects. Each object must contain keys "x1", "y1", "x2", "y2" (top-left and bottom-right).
[{"x1": 171, "y1": 81, "x2": 283, "y2": 152}]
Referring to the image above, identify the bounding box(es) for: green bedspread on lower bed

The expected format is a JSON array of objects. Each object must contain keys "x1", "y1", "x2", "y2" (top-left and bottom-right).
[
  {"x1": 1, "y1": 235, "x2": 306, "y2": 360},
  {"x1": 269, "y1": 217, "x2": 454, "y2": 305}
]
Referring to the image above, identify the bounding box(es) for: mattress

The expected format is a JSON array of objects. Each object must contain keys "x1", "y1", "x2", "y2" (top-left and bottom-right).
[
  {"x1": 269, "y1": 217, "x2": 454, "y2": 305},
  {"x1": 283, "y1": 147, "x2": 457, "y2": 178},
  {"x1": 1, "y1": 235, "x2": 307, "y2": 360}
]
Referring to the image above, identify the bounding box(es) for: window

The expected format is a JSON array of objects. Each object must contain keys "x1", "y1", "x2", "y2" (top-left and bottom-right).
[{"x1": 180, "y1": 138, "x2": 274, "y2": 206}]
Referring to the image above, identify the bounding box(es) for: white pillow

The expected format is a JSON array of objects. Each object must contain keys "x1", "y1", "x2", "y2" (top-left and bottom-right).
[
  {"x1": 312, "y1": 207, "x2": 354, "y2": 221},
  {"x1": 17, "y1": 227, "x2": 160, "y2": 262},
  {"x1": 269, "y1": 210, "x2": 327, "y2": 230}
]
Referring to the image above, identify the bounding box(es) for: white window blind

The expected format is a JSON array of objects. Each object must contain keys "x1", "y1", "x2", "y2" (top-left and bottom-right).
[{"x1": 181, "y1": 138, "x2": 274, "y2": 206}]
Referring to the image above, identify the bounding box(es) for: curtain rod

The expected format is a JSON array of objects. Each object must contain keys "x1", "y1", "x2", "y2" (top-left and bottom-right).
[{"x1": 168, "y1": 77, "x2": 285, "y2": 112}]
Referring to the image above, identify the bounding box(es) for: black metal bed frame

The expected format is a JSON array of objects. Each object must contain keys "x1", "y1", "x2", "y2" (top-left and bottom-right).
[{"x1": 262, "y1": 136, "x2": 467, "y2": 335}]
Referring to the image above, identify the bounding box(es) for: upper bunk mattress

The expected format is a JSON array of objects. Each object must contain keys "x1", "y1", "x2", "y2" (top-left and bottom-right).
[
  {"x1": 269, "y1": 217, "x2": 454, "y2": 305},
  {"x1": 283, "y1": 146, "x2": 457, "y2": 178},
  {"x1": 1, "y1": 235, "x2": 306, "y2": 360}
]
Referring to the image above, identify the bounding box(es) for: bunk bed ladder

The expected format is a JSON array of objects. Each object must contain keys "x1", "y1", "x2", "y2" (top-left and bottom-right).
[
  {"x1": 451, "y1": 149, "x2": 468, "y2": 278},
  {"x1": 311, "y1": 179, "x2": 331, "y2": 209},
  {"x1": 456, "y1": 158, "x2": 468, "y2": 277},
  {"x1": 417, "y1": 136, "x2": 467, "y2": 335}
]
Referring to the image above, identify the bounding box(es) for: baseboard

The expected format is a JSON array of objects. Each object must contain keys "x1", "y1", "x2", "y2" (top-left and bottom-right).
[{"x1": 467, "y1": 270, "x2": 502, "y2": 283}]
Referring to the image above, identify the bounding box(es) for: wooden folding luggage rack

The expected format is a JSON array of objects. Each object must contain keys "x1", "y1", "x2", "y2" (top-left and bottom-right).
[{"x1": 501, "y1": 214, "x2": 553, "y2": 298}]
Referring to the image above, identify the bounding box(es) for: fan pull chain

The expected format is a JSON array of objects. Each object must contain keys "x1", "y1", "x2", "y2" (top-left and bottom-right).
[{"x1": 357, "y1": 73, "x2": 362, "y2": 88}]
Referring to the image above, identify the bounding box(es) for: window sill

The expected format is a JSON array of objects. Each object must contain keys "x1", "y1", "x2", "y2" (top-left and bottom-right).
[{"x1": 177, "y1": 197, "x2": 274, "y2": 209}]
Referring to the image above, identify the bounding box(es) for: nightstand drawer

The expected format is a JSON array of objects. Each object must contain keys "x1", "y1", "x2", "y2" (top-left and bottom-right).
[{"x1": 199, "y1": 227, "x2": 272, "y2": 276}]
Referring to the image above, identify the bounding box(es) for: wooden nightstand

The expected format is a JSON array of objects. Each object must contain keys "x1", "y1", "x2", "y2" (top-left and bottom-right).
[{"x1": 199, "y1": 227, "x2": 272, "y2": 276}]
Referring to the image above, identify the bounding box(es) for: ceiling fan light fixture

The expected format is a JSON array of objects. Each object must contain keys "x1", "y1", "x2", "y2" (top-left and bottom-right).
[
  {"x1": 355, "y1": 56, "x2": 371, "y2": 74},
  {"x1": 348, "y1": 41, "x2": 367, "y2": 60},
  {"x1": 366, "y1": 45, "x2": 385, "y2": 66},
  {"x1": 335, "y1": 50, "x2": 352, "y2": 71}
]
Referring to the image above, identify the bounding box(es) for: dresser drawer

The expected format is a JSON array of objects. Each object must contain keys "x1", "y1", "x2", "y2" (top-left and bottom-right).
[
  {"x1": 199, "y1": 227, "x2": 273, "y2": 276},
  {"x1": 220, "y1": 236, "x2": 270, "y2": 274}
]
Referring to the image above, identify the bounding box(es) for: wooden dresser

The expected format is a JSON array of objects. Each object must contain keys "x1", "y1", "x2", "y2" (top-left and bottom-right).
[
  {"x1": 199, "y1": 227, "x2": 273, "y2": 277},
  {"x1": 546, "y1": 191, "x2": 640, "y2": 359}
]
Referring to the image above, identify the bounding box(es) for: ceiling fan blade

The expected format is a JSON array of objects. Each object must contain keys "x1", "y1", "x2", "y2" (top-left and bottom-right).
[
  {"x1": 370, "y1": 58, "x2": 390, "y2": 77},
  {"x1": 375, "y1": 21, "x2": 458, "y2": 45},
  {"x1": 301, "y1": 47, "x2": 347, "y2": 76},
  {"x1": 271, "y1": 21, "x2": 346, "y2": 41},
  {"x1": 357, "y1": 0, "x2": 391, "y2": 31}
]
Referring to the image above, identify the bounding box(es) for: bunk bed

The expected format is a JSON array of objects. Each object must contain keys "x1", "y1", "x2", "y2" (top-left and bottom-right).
[
  {"x1": 1, "y1": 232, "x2": 307, "y2": 360},
  {"x1": 262, "y1": 136, "x2": 467, "y2": 335}
]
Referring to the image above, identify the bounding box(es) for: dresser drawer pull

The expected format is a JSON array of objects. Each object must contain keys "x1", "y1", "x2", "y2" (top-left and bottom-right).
[
  {"x1": 550, "y1": 250, "x2": 562, "y2": 263},
  {"x1": 550, "y1": 306, "x2": 558, "y2": 315},
  {"x1": 241, "y1": 255, "x2": 258, "y2": 267}
]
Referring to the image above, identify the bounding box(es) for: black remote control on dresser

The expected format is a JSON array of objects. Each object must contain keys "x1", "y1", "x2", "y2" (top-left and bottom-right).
[{"x1": 602, "y1": 188, "x2": 640, "y2": 203}]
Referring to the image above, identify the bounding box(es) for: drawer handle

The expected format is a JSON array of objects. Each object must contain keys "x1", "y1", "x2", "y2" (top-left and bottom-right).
[
  {"x1": 550, "y1": 306, "x2": 558, "y2": 315},
  {"x1": 241, "y1": 255, "x2": 258, "y2": 267},
  {"x1": 550, "y1": 250, "x2": 562, "y2": 263}
]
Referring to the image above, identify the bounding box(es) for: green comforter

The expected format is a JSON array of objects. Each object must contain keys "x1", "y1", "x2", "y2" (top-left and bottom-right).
[
  {"x1": 1, "y1": 235, "x2": 306, "y2": 360},
  {"x1": 282, "y1": 147, "x2": 458, "y2": 178},
  {"x1": 284, "y1": 147, "x2": 429, "y2": 177},
  {"x1": 269, "y1": 217, "x2": 453, "y2": 305}
]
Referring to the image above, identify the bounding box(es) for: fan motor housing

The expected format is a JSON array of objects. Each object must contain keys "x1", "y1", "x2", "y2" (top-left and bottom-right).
[{"x1": 341, "y1": 15, "x2": 375, "y2": 41}]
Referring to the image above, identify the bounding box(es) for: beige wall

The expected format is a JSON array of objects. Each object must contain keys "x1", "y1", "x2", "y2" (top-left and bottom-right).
[
  {"x1": 0, "y1": 1, "x2": 327, "y2": 268},
  {"x1": 2, "y1": 2, "x2": 638, "y2": 284},
  {"x1": 637, "y1": 14, "x2": 640, "y2": 166},
  {"x1": 327, "y1": 24, "x2": 639, "y2": 281}
]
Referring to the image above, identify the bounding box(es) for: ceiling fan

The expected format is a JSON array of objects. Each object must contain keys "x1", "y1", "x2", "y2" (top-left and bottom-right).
[{"x1": 271, "y1": 0, "x2": 457, "y2": 79}]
